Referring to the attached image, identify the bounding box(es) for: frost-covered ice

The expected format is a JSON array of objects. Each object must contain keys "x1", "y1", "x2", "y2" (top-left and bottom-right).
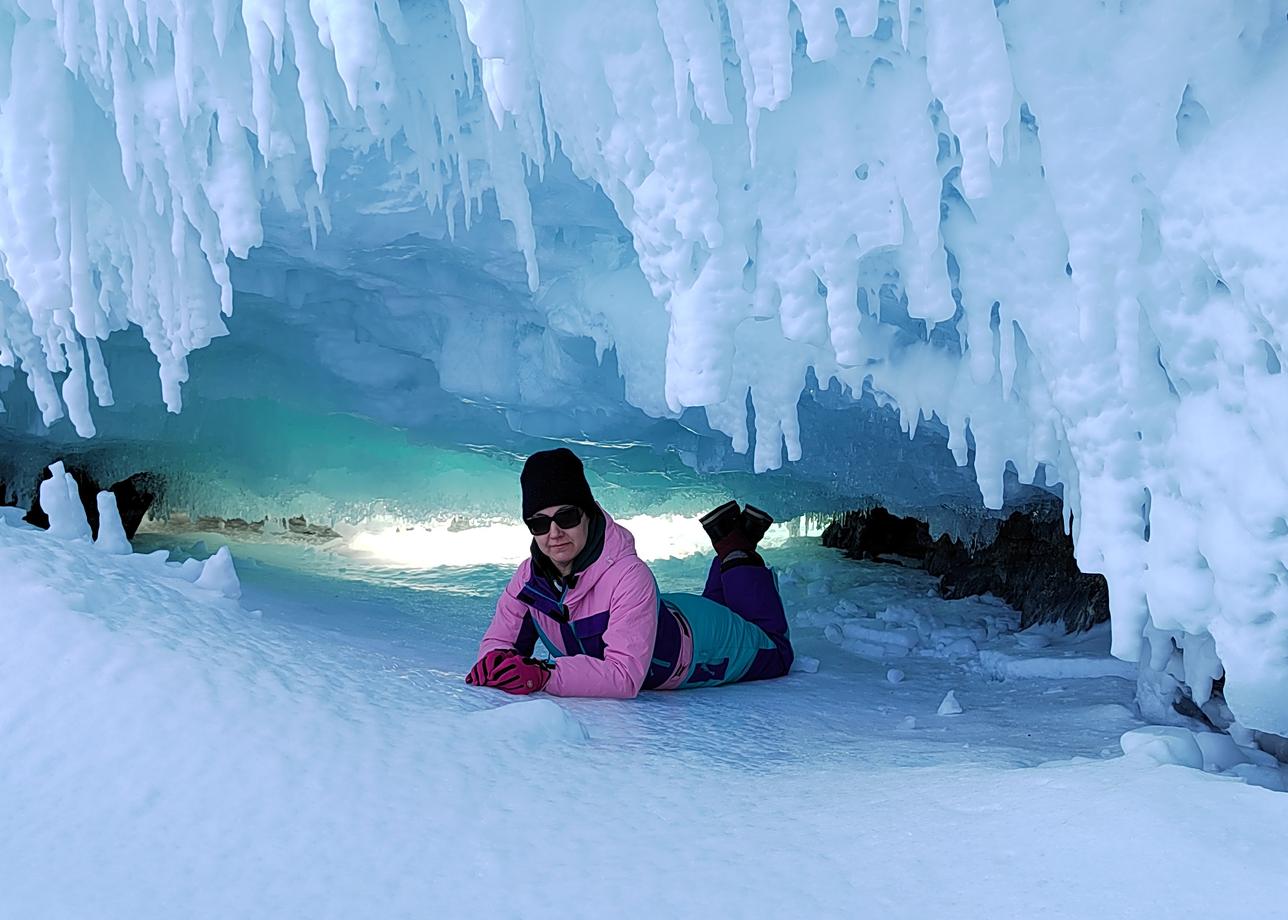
[
  {"x1": 3, "y1": 514, "x2": 1288, "y2": 918},
  {"x1": 799, "y1": 556, "x2": 1144, "y2": 684},
  {"x1": 2, "y1": 0, "x2": 1288, "y2": 732}
]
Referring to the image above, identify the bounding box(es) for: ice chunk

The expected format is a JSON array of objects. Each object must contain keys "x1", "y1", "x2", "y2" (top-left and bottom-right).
[
  {"x1": 931, "y1": 625, "x2": 988, "y2": 644},
  {"x1": 806, "y1": 579, "x2": 832, "y2": 598},
  {"x1": 1191, "y1": 732, "x2": 1249, "y2": 774},
  {"x1": 791, "y1": 655, "x2": 820, "y2": 674},
  {"x1": 980, "y1": 650, "x2": 1138, "y2": 682},
  {"x1": 839, "y1": 619, "x2": 920, "y2": 649},
  {"x1": 939, "y1": 638, "x2": 980, "y2": 659},
  {"x1": 1225, "y1": 764, "x2": 1287, "y2": 793},
  {"x1": 1119, "y1": 727, "x2": 1204, "y2": 770},
  {"x1": 178, "y1": 558, "x2": 206, "y2": 582},
  {"x1": 93, "y1": 492, "x2": 132, "y2": 556},
  {"x1": 194, "y1": 546, "x2": 242, "y2": 599},
  {"x1": 38, "y1": 463, "x2": 91, "y2": 541},
  {"x1": 1015, "y1": 633, "x2": 1052, "y2": 650}
]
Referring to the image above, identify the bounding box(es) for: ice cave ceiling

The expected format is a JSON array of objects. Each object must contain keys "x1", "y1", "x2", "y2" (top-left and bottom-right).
[{"x1": 1, "y1": 0, "x2": 1288, "y2": 728}]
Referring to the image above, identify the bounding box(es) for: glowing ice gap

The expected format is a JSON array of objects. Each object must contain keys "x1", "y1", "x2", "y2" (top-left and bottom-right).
[
  {"x1": 2, "y1": 0, "x2": 1288, "y2": 731},
  {"x1": 342, "y1": 515, "x2": 793, "y2": 570}
]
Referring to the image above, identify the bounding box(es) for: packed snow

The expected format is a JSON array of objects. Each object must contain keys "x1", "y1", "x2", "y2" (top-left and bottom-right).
[{"x1": 3, "y1": 497, "x2": 1287, "y2": 918}]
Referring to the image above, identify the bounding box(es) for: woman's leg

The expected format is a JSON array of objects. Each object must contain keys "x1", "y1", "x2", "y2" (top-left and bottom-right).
[
  {"x1": 701, "y1": 557, "x2": 726, "y2": 606},
  {"x1": 662, "y1": 560, "x2": 794, "y2": 687},
  {"x1": 718, "y1": 562, "x2": 788, "y2": 640},
  {"x1": 685, "y1": 502, "x2": 792, "y2": 684},
  {"x1": 718, "y1": 561, "x2": 793, "y2": 681}
]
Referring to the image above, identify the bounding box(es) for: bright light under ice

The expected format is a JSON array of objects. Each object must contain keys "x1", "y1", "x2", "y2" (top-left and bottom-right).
[
  {"x1": 1, "y1": 1, "x2": 1287, "y2": 730},
  {"x1": 341, "y1": 513, "x2": 795, "y2": 569}
]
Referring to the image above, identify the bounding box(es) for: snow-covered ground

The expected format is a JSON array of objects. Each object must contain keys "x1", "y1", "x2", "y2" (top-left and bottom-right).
[{"x1": 2, "y1": 509, "x2": 1287, "y2": 919}]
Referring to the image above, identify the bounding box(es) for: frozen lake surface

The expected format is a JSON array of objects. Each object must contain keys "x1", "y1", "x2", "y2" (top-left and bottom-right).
[{"x1": 3, "y1": 520, "x2": 1286, "y2": 918}]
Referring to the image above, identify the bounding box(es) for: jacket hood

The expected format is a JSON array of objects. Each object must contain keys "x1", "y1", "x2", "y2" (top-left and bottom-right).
[
  {"x1": 528, "y1": 506, "x2": 638, "y2": 597},
  {"x1": 598, "y1": 510, "x2": 638, "y2": 566}
]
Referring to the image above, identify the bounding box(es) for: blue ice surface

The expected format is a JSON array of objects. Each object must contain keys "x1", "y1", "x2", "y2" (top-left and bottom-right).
[
  {"x1": 19, "y1": 529, "x2": 1268, "y2": 920},
  {"x1": 136, "y1": 532, "x2": 1138, "y2": 771}
]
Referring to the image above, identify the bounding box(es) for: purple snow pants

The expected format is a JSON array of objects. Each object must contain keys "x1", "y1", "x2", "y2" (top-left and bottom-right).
[{"x1": 698, "y1": 558, "x2": 795, "y2": 683}]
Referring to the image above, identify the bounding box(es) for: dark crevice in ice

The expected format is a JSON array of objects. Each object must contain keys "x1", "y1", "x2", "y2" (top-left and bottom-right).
[{"x1": 820, "y1": 501, "x2": 1110, "y2": 634}]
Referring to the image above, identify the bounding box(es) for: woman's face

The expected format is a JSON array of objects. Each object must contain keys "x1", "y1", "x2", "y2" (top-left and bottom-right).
[{"x1": 532, "y1": 504, "x2": 589, "y2": 572}]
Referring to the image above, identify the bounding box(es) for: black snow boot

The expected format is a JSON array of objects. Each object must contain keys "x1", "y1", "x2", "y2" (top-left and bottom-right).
[
  {"x1": 700, "y1": 500, "x2": 742, "y2": 547},
  {"x1": 700, "y1": 500, "x2": 763, "y2": 571},
  {"x1": 741, "y1": 504, "x2": 773, "y2": 546}
]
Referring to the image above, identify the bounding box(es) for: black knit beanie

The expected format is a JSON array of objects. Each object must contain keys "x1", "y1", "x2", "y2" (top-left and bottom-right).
[{"x1": 520, "y1": 448, "x2": 596, "y2": 519}]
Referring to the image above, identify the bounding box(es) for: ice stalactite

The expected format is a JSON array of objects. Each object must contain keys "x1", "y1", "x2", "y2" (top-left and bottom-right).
[
  {"x1": 0, "y1": 0, "x2": 536, "y2": 430},
  {"x1": 1, "y1": 0, "x2": 1287, "y2": 730}
]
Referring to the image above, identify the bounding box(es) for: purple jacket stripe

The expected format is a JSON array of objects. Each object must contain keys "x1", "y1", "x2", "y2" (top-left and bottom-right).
[{"x1": 514, "y1": 614, "x2": 538, "y2": 657}]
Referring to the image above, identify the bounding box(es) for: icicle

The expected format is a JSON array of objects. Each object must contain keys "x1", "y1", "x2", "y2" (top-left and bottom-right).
[
  {"x1": 84, "y1": 336, "x2": 115, "y2": 407},
  {"x1": 59, "y1": 335, "x2": 96, "y2": 437},
  {"x1": 999, "y1": 315, "x2": 1017, "y2": 399},
  {"x1": 654, "y1": 0, "x2": 732, "y2": 123},
  {"x1": 924, "y1": 0, "x2": 1013, "y2": 199},
  {"x1": 794, "y1": 0, "x2": 841, "y2": 62},
  {"x1": 840, "y1": 0, "x2": 879, "y2": 37}
]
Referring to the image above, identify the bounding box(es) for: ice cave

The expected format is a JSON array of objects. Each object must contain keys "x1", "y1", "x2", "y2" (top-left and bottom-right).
[{"x1": 2, "y1": 0, "x2": 1288, "y2": 916}]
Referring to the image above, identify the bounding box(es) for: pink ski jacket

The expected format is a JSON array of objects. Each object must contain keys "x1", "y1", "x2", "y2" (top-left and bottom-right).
[{"x1": 479, "y1": 510, "x2": 660, "y2": 698}]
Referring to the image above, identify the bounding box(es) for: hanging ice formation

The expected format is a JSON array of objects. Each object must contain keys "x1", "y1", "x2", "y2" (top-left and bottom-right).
[{"x1": 1, "y1": 0, "x2": 1287, "y2": 731}]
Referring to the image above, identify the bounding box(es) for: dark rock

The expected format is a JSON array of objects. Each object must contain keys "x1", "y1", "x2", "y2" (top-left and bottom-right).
[
  {"x1": 286, "y1": 516, "x2": 340, "y2": 540},
  {"x1": 821, "y1": 508, "x2": 937, "y2": 562},
  {"x1": 1254, "y1": 731, "x2": 1288, "y2": 765},
  {"x1": 107, "y1": 472, "x2": 162, "y2": 539},
  {"x1": 223, "y1": 518, "x2": 262, "y2": 532},
  {"x1": 823, "y1": 503, "x2": 1110, "y2": 634},
  {"x1": 23, "y1": 465, "x2": 160, "y2": 541},
  {"x1": 938, "y1": 510, "x2": 1109, "y2": 633},
  {"x1": 1170, "y1": 694, "x2": 1221, "y2": 731}
]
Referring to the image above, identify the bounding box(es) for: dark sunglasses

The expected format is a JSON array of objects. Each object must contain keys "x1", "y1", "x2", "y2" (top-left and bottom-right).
[{"x1": 525, "y1": 506, "x2": 584, "y2": 535}]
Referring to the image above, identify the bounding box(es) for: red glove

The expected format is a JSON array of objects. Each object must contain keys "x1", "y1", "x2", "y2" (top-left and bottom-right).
[
  {"x1": 487, "y1": 656, "x2": 553, "y2": 695},
  {"x1": 466, "y1": 648, "x2": 517, "y2": 686}
]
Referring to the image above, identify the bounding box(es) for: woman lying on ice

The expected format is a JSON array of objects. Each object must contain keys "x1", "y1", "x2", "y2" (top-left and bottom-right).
[{"x1": 465, "y1": 448, "x2": 794, "y2": 698}]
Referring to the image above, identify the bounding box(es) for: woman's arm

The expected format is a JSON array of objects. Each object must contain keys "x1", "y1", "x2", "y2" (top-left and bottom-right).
[
  {"x1": 478, "y1": 566, "x2": 538, "y2": 658},
  {"x1": 544, "y1": 563, "x2": 659, "y2": 699}
]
